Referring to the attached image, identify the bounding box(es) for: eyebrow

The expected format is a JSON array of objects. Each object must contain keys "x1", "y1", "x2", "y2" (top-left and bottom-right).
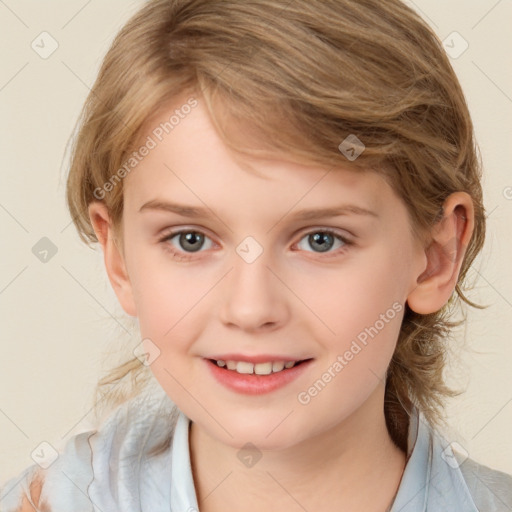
[{"x1": 139, "y1": 199, "x2": 379, "y2": 220}]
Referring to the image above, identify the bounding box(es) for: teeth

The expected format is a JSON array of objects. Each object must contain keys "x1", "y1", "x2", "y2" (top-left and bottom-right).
[
  {"x1": 215, "y1": 359, "x2": 299, "y2": 374},
  {"x1": 254, "y1": 362, "x2": 272, "y2": 375},
  {"x1": 272, "y1": 361, "x2": 285, "y2": 372},
  {"x1": 236, "y1": 361, "x2": 254, "y2": 374}
]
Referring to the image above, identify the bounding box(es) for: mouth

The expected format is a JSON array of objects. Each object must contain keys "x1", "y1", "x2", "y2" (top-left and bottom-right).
[
  {"x1": 205, "y1": 355, "x2": 314, "y2": 395},
  {"x1": 208, "y1": 358, "x2": 312, "y2": 375}
]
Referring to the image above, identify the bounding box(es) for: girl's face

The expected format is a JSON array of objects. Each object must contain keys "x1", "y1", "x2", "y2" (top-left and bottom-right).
[{"x1": 117, "y1": 96, "x2": 426, "y2": 450}]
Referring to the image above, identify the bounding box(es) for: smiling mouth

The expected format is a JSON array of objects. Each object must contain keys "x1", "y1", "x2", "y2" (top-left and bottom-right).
[{"x1": 208, "y1": 358, "x2": 312, "y2": 375}]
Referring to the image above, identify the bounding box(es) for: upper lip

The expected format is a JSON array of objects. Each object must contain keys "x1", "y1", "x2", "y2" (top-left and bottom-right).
[{"x1": 205, "y1": 354, "x2": 313, "y2": 364}]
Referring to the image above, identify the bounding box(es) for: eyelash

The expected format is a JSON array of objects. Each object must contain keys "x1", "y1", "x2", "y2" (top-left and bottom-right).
[{"x1": 158, "y1": 228, "x2": 354, "y2": 261}]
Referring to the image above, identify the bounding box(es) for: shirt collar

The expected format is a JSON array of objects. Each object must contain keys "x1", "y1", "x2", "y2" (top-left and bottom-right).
[
  {"x1": 170, "y1": 407, "x2": 478, "y2": 512},
  {"x1": 388, "y1": 405, "x2": 432, "y2": 510},
  {"x1": 390, "y1": 407, "x2": 479, "y2": 511},
  {"x1": 170, "y1": 411, "x2": 200, "y2": 512}
]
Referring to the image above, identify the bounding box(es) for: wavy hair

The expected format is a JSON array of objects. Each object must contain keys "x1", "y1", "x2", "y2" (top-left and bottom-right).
[{"x1": 65, "y1": 0, "x2": 486, "y2": 452}]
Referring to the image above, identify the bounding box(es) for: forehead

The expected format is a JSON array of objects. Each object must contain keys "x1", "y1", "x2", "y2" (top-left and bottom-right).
[{"x1": 123, "y1": 96, "x2": 396, "y2": 220}]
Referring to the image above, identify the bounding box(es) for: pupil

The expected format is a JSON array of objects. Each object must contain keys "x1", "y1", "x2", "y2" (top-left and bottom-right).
[
  {"x1": 180, "y1": 232, "x2": 204, "y2": 252},
  {"x1": 310, "y1": 232, "x2": 333, "y2": 252}
]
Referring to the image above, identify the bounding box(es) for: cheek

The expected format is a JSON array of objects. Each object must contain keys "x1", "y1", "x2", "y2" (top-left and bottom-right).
[
  {"x1": 127, "y1": 255, "x2": 222, "y2": 397},
  {"x1": 293, "y1": 257, "x2": 406, "y2": 431},
  {"x1": 127, "y1": 246, "x2": 210, "y2": 335},
  {"x1": 289, "y1": 246, "x2": 407, "y2": 412},
  {"x1": 298, "y1": 246, "x2": 407, "y2": 343}
]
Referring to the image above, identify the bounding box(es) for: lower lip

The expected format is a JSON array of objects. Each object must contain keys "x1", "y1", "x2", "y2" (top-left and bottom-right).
[{"x1": 205, "y1": 358, "x2": 313, "y2": 395}]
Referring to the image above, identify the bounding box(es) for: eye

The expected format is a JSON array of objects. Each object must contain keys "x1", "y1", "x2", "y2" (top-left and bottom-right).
[
  {"x1": 159, "y1": 227, "x2": 353, "y2": 261},
  {"x1": 160, "y1": 229, "x2": 215, "y2": 258},
  {"x1": 295, "y1": 229, "x2": 352, "y2": 255}
]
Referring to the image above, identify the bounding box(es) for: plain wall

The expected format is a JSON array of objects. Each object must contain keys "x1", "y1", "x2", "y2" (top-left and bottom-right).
[{"x1": 1, "y1": 0, "x2": 511, "y2": 485}]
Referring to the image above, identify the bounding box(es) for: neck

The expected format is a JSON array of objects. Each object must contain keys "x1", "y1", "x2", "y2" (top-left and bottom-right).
[{"x1": 189, "y1": 387, "x2": 407, "y2": 512}]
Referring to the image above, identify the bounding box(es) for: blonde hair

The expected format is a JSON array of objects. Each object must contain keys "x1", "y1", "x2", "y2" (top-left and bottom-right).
[{"x1": 66, "y1": 0, "x2": 486, "y2": 451}]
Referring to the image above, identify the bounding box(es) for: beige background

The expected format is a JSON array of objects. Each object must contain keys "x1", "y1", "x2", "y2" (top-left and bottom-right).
[{"x1": 0, "y1": 0, "x2": 511, "y2": 485}]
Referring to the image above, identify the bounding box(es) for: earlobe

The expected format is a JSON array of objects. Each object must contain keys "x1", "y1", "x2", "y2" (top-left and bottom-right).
[
  {"x1": 406, "y1": 192, "x2": 475, "y2": 315},
  {"x1": 88, "y1": 201, "x2": 138, "y2": 317}
]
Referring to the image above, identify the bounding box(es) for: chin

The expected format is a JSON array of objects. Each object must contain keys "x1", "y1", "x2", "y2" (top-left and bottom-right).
[{"x1": 215, "y1": 412, "x2": 310, "y2": 451}]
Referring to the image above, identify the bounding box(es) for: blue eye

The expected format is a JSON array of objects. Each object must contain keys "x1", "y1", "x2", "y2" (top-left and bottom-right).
[
  {"x1": 296, "y1": 230, "x2": 350, "y2": 254},
  {"x1": 159, "y1": 228, "x2": 352, "y2": 261},
  {"x1": 161, "y1": 230, "x2": 214, "y2": 255}
]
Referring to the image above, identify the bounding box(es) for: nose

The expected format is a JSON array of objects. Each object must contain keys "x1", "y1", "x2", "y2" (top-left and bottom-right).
[{"x1": 219, "y1": 251, "x2": 290, "y2": 333}]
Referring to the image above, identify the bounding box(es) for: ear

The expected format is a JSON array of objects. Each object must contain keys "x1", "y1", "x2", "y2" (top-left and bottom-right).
[
  {"x1": 407, "y1": 191, "x2": 475, "y2": 315},
  {"x1": 88, "y1": 201, "x2": 138, "y2": 317}
]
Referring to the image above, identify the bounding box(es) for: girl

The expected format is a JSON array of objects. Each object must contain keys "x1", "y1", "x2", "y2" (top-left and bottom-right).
[{"x1": 2, "y1": 0, "x2": 511, "y2": 510}]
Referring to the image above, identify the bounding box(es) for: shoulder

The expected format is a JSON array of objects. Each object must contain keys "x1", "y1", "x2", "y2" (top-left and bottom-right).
[
  {"x1": 5, "y1": 469, "x2": 43, "y2": 512},
  {"x1": 0, "y1": 429, "x2": 96, "y2": 512},
  {"x1": 16, "y1": 471, "x2": 51, "y2": 512},
  {"x1": 408, "y1": 410, "x2": 512, "y2": 511},
  {"x1": 457, "y1": 454, "x2": 512, "y2": 512},
  {"x1": 0, "y1": 383, "x2": 179, "y2": 512}
]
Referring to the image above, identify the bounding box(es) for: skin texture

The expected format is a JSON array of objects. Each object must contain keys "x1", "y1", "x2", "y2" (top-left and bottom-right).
[
  {"x1": 18, "y1": 473, "x2": 46, "y2": 512},
  {"x1": 87, "y1": 95, "x2": 474, "y2": 512}
]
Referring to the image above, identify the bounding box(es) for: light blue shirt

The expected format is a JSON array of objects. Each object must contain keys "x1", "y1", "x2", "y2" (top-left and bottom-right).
[{"x1": 1, "y1": 383, "x2": 511, "y2": 511}]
